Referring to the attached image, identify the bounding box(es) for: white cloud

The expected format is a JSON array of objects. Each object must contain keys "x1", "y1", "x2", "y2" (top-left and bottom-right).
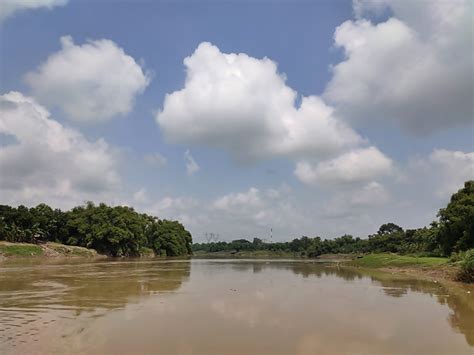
[
  {"x1": 0, "y1": 91, "x2": 120, "y2": 208},
  {"x1": 409, "y1": 149, "x2": 474, "y2": 198},
  {"x1": 135, "y1": 160, "x2": 472, "y2": 241},
  {"x1": 156, "y1": 42, "x2": 363, "y2": 162},
  {"x1": 138, "y1": 185, "x2": 310, "y2": 241},
  {"x1": 324, "y1": 181, "x2": 390, "y2": 218},
  {"x1": 133, "y1": 188, "x2": 148, "y2": 204},
  {"x1": 0, "y1": 0, "x2": 67, "y2": 22},
  {"x1": 25, "y1": 36, "x2": 150, "y2": 123},
  {"x1": 144, "y1": 152, "x2": 167, "y2": 167},
  {"x1": 294, "y1": 146, "x2": 392, "y2": 185},
  {"x1": 350, "y1": 181, "x2": 390, "y2": 206},
  {"x1": 156, "y1": 42, "x2": 393, "y2": 187},
  {"x1": 184, "y1": 149, "x2": 200, "y2": 175},
  {"x1": 213, "y1": 187, "x2": 262, "y2": 210},
  {"x1": 211, "y1": 186, "x2": 309, "y2": 236},
  {"x1": 324, "y1": 0, "x2": 473, "y2": 134},
  {"x1": 147, "y1": 196, "x2": 208, "y2": 227}
]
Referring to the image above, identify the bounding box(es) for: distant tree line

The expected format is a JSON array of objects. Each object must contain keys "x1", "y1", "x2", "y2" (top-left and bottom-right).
[
  {"x1": 1, "y1": 181, "x2": 472, "y2": 258},
  {"x1": 0, "y1": 202, "x2": 192, "y2": 257},
  {"x1": 193, "y1": 181, "x2": 474, "y2": 258}
]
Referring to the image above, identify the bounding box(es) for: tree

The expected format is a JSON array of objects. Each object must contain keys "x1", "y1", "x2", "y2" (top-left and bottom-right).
[
  {"x1": 252, "y1": 237, "x2": 263, "y2": 248},
  {"x1": 148, "y1": 219, "x2": 192, "y2": 256},
  {"x1": 377, "y1": 223, "x2": 404, "y2": 235},
  {"x1": 437, "y1": 180, "x2": 474, "y2": 255}
]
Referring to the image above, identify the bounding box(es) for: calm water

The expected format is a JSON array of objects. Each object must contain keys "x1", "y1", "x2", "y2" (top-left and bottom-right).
[{"x1": 0, "y1": 258, "x2": 473, "y2": 355}]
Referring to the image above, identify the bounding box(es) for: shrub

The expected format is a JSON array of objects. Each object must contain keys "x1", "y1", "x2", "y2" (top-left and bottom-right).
[
  {"x1": 450, "y1": 250, "x2": 466, "y2": 263},
  {"x1": 457, "y1": 249, "x2": 474, "y2": 283}
]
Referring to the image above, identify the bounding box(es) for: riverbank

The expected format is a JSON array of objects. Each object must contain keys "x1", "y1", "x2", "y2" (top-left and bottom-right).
[
  {"x1": 0, "y1": 245, "x2": 467, "y2": 284},
  {"x1": 343, "y1": 253, "x2": 462, "y2": 283},
  {"x1": 0, "y1": 241, "x2": 102, "y2": 259},
  {"x1": 192, "y1": 250, "x2": 302, "y2": 258},
  {"x1": 193, "y1": 250, "x2": 461, "y2": 280}
]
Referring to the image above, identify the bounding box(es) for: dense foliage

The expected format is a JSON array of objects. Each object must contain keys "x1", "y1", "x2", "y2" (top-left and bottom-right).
[
  {"x1": 0, "y1": 202, "x2": 192, "y2": 257},
  {"x1": 194, "y1": 181, "x2": 474, "y2": 258},
  {"x1": 456, "y1": 249, "x2": 474, "y2": 283},
  {"x1": 437, "y1": 180, "x2": 474, "y2": 254}
]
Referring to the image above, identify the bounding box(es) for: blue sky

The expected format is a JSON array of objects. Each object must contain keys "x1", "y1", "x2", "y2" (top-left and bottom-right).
[{"x1": 1, "y1": 0, "x2": 473, "y2": 242}]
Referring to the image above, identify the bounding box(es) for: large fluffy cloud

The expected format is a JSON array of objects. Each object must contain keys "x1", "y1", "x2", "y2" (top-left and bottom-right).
[
  {"x1": 294, "y1": 146, "x2": 392, "y2": 185},
  {"x1": 324, "y1": 0, "x2": 473, "y2": 133},
  {"x1": 0, "y1": 91, "x2": 120, "y2": 207},
  {"x1": 156, "y1": 42, "x2": 393, "y2": 186},
  {"x1": 0, "y1": 0, "x2": 67, "y2": 22},
  {"x1": 25, "y1": 36, "x2": 150, "y2": 123},
  {"x1": 157, "y1": 42, "x2": 363, "y2": 162}
]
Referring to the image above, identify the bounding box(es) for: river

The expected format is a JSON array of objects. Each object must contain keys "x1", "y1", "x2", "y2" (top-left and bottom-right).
[{"x1": 0, "y1": 258, "x2": 473, "y2": 354}]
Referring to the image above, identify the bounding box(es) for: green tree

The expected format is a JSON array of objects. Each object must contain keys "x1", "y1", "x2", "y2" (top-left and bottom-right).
[
  {"x1": 437, "y1": 181, "x2": 474, "y2": 255},
  {"x1": 148, "y1": 219, "x2": 192, "y2": 256}
]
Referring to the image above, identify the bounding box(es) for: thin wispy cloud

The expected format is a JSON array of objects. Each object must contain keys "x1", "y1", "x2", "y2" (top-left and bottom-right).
[{"x1": 184, "y1": 149, "x2": 200, "y2": 176}]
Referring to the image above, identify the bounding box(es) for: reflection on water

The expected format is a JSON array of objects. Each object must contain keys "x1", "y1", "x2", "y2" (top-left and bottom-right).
[
  {"x1": 247, "y1": 261, "x2": 474, "y2": 347},
  {"x1": 0, "y1": 258, "x2": 472, "y2": 354},
  {"x1": 0, "y1": 259, "x2": 190, "y2": 353}
]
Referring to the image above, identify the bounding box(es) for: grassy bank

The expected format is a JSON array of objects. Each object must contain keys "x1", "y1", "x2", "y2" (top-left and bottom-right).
[
  {"x1": 344, "y1": 253, "x2": 462, "y2": 283},
  {"x1": 347, "y1": 253, "x2": 449, "y2": 268},
  {"x1": 0, "y1": 241, "x2": 101, "y2": 258}
]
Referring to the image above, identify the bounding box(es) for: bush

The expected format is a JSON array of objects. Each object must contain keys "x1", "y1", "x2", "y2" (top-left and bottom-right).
[
  {"x1": 450, "y1": 250, "x2": 466, "y2": 263},
  {"x1": 456, "y1": 249, "x2": 474, "y2": 283},
  {"x1": 139, "y1": 247, "x2": 155, "y2": 257}
]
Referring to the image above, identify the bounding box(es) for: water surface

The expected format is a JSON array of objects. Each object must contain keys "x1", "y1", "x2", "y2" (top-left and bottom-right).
[{"x1": 0, "y1": 258, "x2": 473, "y2": 354}]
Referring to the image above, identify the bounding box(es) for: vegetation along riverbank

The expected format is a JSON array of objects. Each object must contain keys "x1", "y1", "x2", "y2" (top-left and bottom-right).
[
  {"x1": 193, "y1": 181, "x2": 473, "y2": 283},
  {"x1": 0, "y1": 241, "x2": 100, "y2": 258},
  {"x1": 0, "y1": 202, "x2": 192, "y2": 257},
  {"x1": 1, "y1": 181, "x2": 473, "y2": 283}
]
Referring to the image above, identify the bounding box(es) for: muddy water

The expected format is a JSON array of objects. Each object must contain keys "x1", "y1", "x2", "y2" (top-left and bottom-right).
[{"x1": 0, "y1": 258, "x2": 473, "y2": 355}]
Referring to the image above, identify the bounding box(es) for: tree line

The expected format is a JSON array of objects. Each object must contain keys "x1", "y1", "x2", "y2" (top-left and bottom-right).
[
  {"x1": 193, "y1": 180, "x2": 474, "y2": 257},
  {"x1": 1, "y1": 180, "x2": 472, "y2": 258},
  {"x1": 0, "y1": 202, "x2": 192, "y2": 257}
]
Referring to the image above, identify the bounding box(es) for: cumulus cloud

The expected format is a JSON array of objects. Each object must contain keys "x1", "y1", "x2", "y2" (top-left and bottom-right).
[
  {"x1": 0, "y1": 91, "x2": 120, "y2": 207},
  {"x1": 294, "y1": 146, "x2": 392, "y2": 185},
  {"x1": 0, "y1": 0, "x2": 67, "y2": 22},
  {"x1": 138, "y1": 185, "x2": 310, "y2": 241},
  {"x1": 156, "y1": 42, "x2": 363, "y2": 162},
  {"x1": 136, "y1": 160, "x2": 472, "y2": 241},
  {"x1": 184, "y1": 149, "x2": 200, "y2": 175},
  {"x1": 324, "y1": 181, "x2": 390, "y2": 217},
  {"x1": 213, "y1": 187, "x2": 262, "y2": 210},
  {"x1": 409, "y1": 149, "x2": 474, "y2": 198},
  {"x1": 25, "y1": 36, "x2": 150, "y2": 123},
  {"x1": 146, "y1": 196, "x2": 208, "y2": 228},
  {"x1": 324, "y1": 0, "x2": 473, "y2": 133},
  {"x1": 351, "y1": 181, "x2": 390, "y2": 206},
  {"x1": 156, "y1": 42, "x2": 394, "y2": 187}
]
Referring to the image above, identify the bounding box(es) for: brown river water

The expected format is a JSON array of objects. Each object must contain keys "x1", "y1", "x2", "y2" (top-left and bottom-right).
[{"x1": 0, "y1": 258, "x2": 473, "y2": 355}]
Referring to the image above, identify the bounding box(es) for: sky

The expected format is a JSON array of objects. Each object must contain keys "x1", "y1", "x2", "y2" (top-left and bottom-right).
[{"x1": 0, "y1": 0, "x2": 473, "y2": 242}]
